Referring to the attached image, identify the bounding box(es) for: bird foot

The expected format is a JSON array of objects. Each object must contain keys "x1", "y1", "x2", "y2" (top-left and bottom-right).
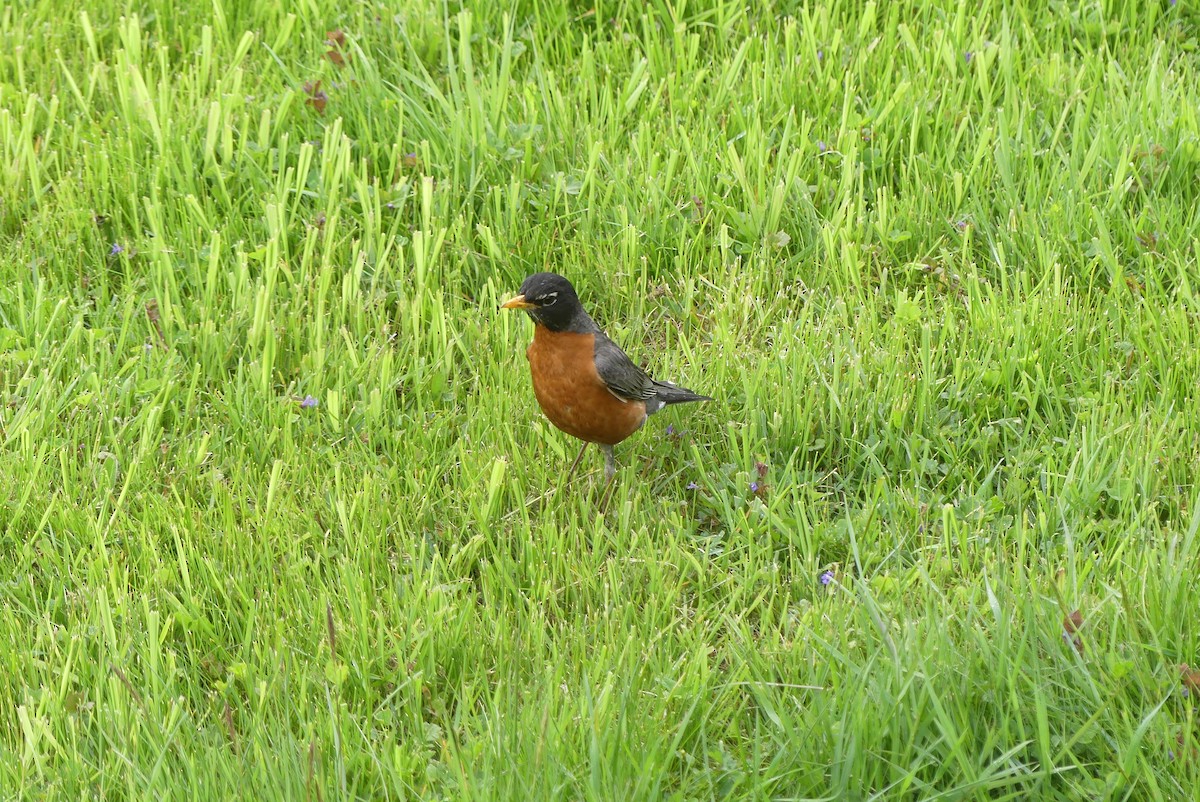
[{"x1": 598, "y1": 474, "x2": 617, "y2": 513}]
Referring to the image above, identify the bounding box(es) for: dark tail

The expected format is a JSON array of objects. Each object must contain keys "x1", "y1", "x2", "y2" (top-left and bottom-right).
[{"x1": 651, "y1": 380, "x2": 712, "y2": 407}]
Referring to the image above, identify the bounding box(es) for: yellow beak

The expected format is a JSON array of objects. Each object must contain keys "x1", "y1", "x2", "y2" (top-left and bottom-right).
[{"x1": 500, "y1": 294, "x2": 536, "y2": 310}]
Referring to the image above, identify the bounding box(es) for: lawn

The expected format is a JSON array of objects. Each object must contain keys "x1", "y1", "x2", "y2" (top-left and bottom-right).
[{"x1": 2, "y1": 0, "x2": 1199, "y2": 798}]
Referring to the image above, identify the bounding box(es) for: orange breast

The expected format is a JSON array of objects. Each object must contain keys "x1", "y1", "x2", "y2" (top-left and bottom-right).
[{"x1": 525, "y1": 326, "x2": 648, "y2": 446}]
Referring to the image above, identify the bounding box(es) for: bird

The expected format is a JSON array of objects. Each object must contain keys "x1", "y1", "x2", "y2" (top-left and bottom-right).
[{"x1": 500, "y1": 272, "x2": 710, "y2": 503}]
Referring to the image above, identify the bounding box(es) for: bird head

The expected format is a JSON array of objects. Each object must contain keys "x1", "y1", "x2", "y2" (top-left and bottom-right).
[{"x1": 500, "y1": 272, "x2": 589, "y2": 332}]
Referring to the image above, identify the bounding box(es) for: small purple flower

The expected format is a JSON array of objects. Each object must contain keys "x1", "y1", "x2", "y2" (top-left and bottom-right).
[
  {"x1": 817, "y1": 140, "x2": 827, "y2": 153},
  {"x1": 665, "y1": 424, "x2": 674, "y2": 436},
  {"x1": 300, "y1": 394, "x2": 318, "y2": 409},
  {"x1": 820, "y1": 571, "x2": 834, "y2": 586},
  {"x1": 686, "y1": 481, "x2": 698, "y2": 490},
  {"x1": 965, "y1": 51, "x2": 973, "y2": 64},
  {"x1": 110, "y1": 243, "x2": 124, "y2": 256},
  {"x1": 816, "y1": 49, "x2": 823, "y2": 62},
  {"x1": 749, "y1": 481, "x2": 759, "y2": 493}
]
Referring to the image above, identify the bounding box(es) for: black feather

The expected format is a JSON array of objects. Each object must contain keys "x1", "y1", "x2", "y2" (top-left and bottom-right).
[
  {"x1": 650, "y1": 380, "x2": 711, "y2": 406},
  {"x1": 593, "y1": 335, "x2": 711, "y2": 413},
  {"x1": 593, "y1": 335, "x2": 655, "y2": 401}
]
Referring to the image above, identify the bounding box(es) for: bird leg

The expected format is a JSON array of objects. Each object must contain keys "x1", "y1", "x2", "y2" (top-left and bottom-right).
[
  {"x1": 598, "y1": 444, "x2": 618, "y2": 511},
  {"x1": 600, "y1": 444, "x2": 617, "y2": 481},
  {"x1": 564, "y1": 441, "x2": 590, "y2": 483}
]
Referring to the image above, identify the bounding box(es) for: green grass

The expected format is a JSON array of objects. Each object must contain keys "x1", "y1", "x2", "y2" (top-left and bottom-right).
[{"x1": 2, "y1": 0, "x2": 1200, "y2": 798}]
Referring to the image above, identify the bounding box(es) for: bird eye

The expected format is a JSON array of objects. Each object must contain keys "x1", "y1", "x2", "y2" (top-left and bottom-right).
[{"x1": 538, "y1": 291, "x2": 559, "y2": 306}]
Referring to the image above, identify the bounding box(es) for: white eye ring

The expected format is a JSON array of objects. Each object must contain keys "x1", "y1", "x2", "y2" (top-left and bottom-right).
[{"x1": 539, "y1": 291, "x2": 558, "y2": 306}]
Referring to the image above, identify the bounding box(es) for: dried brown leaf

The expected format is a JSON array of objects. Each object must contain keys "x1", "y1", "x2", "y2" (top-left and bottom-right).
[
  {"x1": 304, "y1": 80, "x2": 328, "y2": 115},
  {"x1": 1062, "y1": 610, "x2": 1084, "y2": 654}
]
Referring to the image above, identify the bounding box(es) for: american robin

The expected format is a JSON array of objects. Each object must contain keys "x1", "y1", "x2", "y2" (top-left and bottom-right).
[{"x1": 501, "y1": 272, "x2": 710, "y2": 495}]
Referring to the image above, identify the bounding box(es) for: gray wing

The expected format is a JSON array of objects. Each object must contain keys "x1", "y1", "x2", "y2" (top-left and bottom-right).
[{"x1": 592, "y1": 334, "x2": 655, "y2": 402}]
